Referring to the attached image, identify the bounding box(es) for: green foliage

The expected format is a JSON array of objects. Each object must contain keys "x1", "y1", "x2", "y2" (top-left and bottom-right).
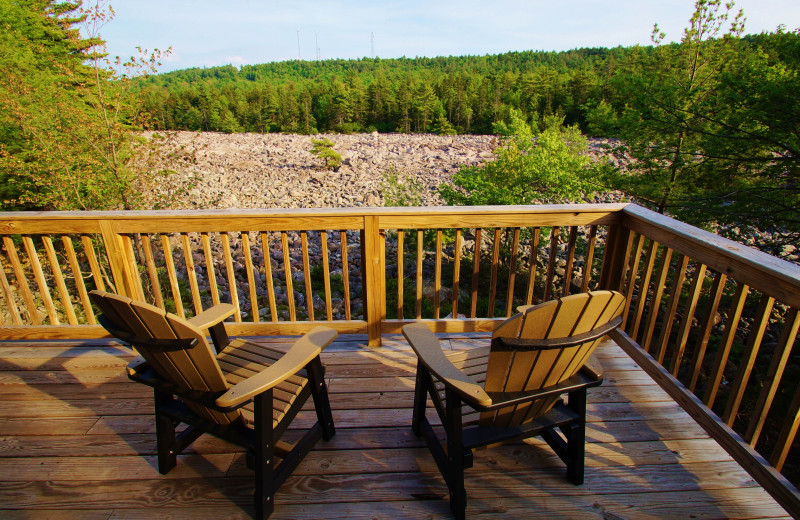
[
  {"x1": 0, "y1": 0, "x2": 172, "y2": 210},
  {"x1": 605, "y1": 0, "x2": 800, "y2": 247},
  {"x1": 309, "y1": 138, "x2": 342, "y2": 171},
  {"x1": 440, "y1": 110, "x2": 601, "y2": 206},
  {"x1": 380, "y1": 166, "x2": 424, "y2": 207}
]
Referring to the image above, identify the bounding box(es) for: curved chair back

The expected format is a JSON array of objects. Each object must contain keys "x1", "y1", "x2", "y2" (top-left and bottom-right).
[
  {"x1": 482, "y1": 290, "x2": 625, "y2": 427},
  {"x1": 89, "y1": 290, "x2": 239, "y2": 425}
]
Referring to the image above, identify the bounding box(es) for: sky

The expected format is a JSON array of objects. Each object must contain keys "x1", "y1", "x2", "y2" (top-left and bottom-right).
[{"x1": 98, "y1": 0, "x2": 800, "y2": 73}]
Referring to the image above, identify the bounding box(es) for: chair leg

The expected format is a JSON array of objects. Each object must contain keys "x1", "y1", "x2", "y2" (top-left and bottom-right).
[
  {"x1": 254, "y1": 390, "x2": 275, "y2": 520},
  {"x1": 445, "y1": 388, "x2": 467, "y2": 520},
  {"x1": 154, "y1": 389, "x2": 177, "y2": 474},
  {"x1": 566, "y1": 388, "x2": 588, "y2": 485},
  {"x1": 306, "y1": 357, "x2": 335, "y2": 440},
  {"x1": 411, "y1": 361, "x2": 427, "y2": 437}
]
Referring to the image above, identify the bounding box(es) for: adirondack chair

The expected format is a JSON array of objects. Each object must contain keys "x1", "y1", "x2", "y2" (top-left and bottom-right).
[
  {"x1": 89, "y1": 290, "x2": 337, "y2": 520},
  {"x1": 402, "y1": 290, "x2": 625, "y2": 518}
]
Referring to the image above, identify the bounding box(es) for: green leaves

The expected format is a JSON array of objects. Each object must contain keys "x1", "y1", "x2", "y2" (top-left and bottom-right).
[
  {"x1": 440, "y1": 110, "x2": 599, "y2": 206},
  {"x1": 309, "y1": 138, "x2": 342, "y2": 171}
]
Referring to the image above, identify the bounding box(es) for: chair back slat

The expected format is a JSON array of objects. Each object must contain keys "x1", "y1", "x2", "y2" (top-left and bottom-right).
[
  {"x1": 90, "y1": 290, "x2": 238, "y2": 425},
  {"x1": 482, "y1": 291, "x2": 625, "y2": 427}
]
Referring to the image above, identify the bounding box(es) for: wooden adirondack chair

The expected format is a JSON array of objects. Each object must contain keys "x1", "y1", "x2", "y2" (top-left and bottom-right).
[
  {"x1": 89, "y1": 290, "x2": 337, "y2": 520},
  {"x1": 402, "y1": 290, "x2": 625, "y2": 518}
]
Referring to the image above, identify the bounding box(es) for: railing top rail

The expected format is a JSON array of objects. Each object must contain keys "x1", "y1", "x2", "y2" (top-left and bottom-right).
[
  {"x1": 0, "y1": 204, "x2": 630, "y2": 234},
  {"x1": 0, "y1": 203, "x2": 631, "y2": 222},
  {"x1": 622, "y1": 204, "x2": 800, "y2": 308}
]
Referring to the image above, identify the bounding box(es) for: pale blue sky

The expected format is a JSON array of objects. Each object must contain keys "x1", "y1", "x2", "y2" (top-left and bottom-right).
[{"x1": 99, "y1": 0, "x2": 800, "y2": 72}]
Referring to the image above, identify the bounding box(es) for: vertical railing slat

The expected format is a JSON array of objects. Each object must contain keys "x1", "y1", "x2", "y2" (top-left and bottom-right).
[
  {"x1": 669, "y1": 263, "x2": 708, "y2": 376},
  {"x1": 140, "y1": 235, "x2": 164, "y2": 310},
  {"x1": 470, "y1": 228, "x2": 482, "y2": 318},
  {"x1": 488, "y1": 229, "x2": 501, "y2": 318},
  {"x1": 280, "y1": 232, "x2": 295, "y2": 322},
  {"x1": 722, "y1": 294, "x2": 776, "y2": 426},
  {"x1": 652, "y1": 254, "x2": 689, "y2": 364},
  {"x1": 340, "y1": 231, "x2": 351, "y2": 320},
  {"x1": 181, "y1": 233, "x2": 203, "y2": 315},
  {"x1": 396, "y1": 230, "x2": 404, "y2": 320},
  {"x1": 120, "y1": 235, "x2": 145, "y2": 301},
  {"x1": 416, "y1": 229, "x2": 423, "y2": 320},
  {"x1": 452, "y1": 229, "x2": 462, "y2": 319},
  {"x1": 562, "y1": 226, "x2": 577, "y2": 297},
  {"x1": 505, "y1": 227, "x2": 520, "y2": 317},
  {"x1": 622, "y1": 234, "x2": 645, "y2": 327},
  {"x1": 581, "y1": 225, "x2": 597, "y2": 293},
  {"x1": 22, "y1": 236, "x2": 58, "y2": 325},
  {"x1": 0, "y1": 254, "x2": 23, "y2": 325},
  {"x1": 259, "y1": 232, "x2": 278, "y2": 322},
  {"x1": 201, "y1": 232, "x2": 220, "y2": 306},
  {"x1": 434, "y1": 230, "x2": 442, "y2": 320},
  {"x1": 525, "y1": 227, "x2": 540, "y2": 305},
  {"x1": 746, "y1": 308, "x2": 800, "y2": 447},
  {"x1": 642, "y1": 247, "x2": 673, "y2": 353},
  {"x1": 704, "y1": 281, "x2": 750, "y2": 407},
  {"x1": 630, "y1": 239, "x2": 658, "y2": 342},
  {"x1": 241, "y1": 232, "x2": 259, "y2": 322},
  {"x1": 42, "y1": 236, "x2": 77, "y2": 325},
  {"x1": 301, "y1": 231, "x2": 314, "y2": 321},
  {"x1": 544, "y1": 227, "x2": 560, "y2": 301},
  {"x1": 321, "y1": 231, "x2": 332, "y2": 321},
  {"x1": 160, "y1": 234, "x2": 185, "y2": 319},
  {"x1": 81, "y1": 235, "x2": 106, "y2": 292},
  {"x1": 687, "y1": 272, "x2": 727, "y2": 392},
  {"x1": 221, "y1": 232, "x2": 241, "y2": 322}
]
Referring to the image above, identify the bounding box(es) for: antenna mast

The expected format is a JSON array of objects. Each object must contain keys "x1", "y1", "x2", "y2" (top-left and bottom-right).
[
  {"x1": 371, "y1": 32, "x2": 375, "y2": 58},
  {"x1": 297, "y1": 30, "x2": 301, "y2": 60},
  {"x1": 316, "y1": 33, "x2": 320, "y2": 60}
]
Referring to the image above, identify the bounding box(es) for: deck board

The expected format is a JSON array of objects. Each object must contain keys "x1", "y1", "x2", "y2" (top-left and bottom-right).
[{"x1": 0, "y1": 336, "x2": 790, "y2": 519}]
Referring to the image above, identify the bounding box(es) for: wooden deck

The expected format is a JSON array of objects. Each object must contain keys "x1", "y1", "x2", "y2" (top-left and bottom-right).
[{"x1": 0, "y1": 334, "x2": 790, "y2": 519}]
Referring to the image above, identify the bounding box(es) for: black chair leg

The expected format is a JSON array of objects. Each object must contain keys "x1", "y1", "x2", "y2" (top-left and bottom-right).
[
  {"x1": 154, "y1": 389, "x2": 177, "y2": 474},
  {"x1": 566, "y1": 388, "x2": 588, "y2": 485},
  {"x1": 411, "y1": 361, "x2": 427, "y2": 437},
  {"x1": 445, "y1": 388, "x2": 467, "y2": 520},
  {"x1": 254, "y1": 390, "x2": 275, "y2": 520},
  {"x1": 307, "y1": 357, "x2": 336, "y2": 440}
]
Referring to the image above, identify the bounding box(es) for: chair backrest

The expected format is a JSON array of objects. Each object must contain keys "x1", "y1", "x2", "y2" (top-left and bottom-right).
[
  {"x1": 481, "y1": 290, "x2": 625, "y2": 427},
  {"x1": 89, "y1": 290, "x2": 239, "y2": 425}
]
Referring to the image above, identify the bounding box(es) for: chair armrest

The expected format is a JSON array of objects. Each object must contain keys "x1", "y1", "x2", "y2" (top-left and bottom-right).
[
  {"x1": 215, "y1": 326, "x2": 337, "y2": 409},
  {"x1": 402, "y1": 322, "x2": 492, "y2": 408},
  {"x1": 187, "y1": 303, "x2": 236, "y2": 330}
]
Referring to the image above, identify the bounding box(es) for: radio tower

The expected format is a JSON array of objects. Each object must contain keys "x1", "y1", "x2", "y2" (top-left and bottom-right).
[
  {"x1": 297, "y1": 30, "x2": 301, "y2": 60},
  {"x1": 316, "y1": 33, "x2": 320, "y2": 60},
  {"x1": 371, "y1": 32, "x2": 375, "y2": 58}
]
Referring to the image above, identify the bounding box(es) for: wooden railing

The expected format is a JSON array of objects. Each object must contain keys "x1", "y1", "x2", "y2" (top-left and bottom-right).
[
  {"x1": 1, "y1": 203, "x2": 800, "y2": 515},
  {"x1": 0, "y1": 205, "x2": 625, "y2": 341}
]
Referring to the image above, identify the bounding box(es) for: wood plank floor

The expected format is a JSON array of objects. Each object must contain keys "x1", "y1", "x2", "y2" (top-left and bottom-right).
[{"x1": 0, "y1": 334, "x2": 790, "y2": 519}]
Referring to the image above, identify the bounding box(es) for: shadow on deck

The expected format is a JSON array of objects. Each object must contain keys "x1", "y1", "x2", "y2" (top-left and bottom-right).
[{"x1": 0, "y1": 334, "x2": 790, "y2": 519}]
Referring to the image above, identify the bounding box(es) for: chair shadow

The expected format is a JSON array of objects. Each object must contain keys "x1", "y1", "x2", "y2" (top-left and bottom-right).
[{"x1": 0, "y1": 338, "x2": 259, "y2": 515}]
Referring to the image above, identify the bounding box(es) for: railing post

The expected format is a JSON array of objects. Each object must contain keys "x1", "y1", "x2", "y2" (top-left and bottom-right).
[
  {"x1": 99, "y1": 219, "x2": 137, "y2": 298},
  {"x1": 362, "y1": 216, "x2": 384, "y2": 347},
  {"x1": 598, "y1": 222, "x2": 632, "y2": 293}
]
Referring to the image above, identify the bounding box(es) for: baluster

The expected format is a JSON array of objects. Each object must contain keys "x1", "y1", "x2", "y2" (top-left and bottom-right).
[{"x1": 260, "y1": 232, "x2": 278, "y2": 322}]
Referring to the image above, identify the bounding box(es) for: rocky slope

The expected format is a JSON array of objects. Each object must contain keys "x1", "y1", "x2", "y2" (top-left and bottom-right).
[{"x1": 143, "y1": 131, "x2": 501, "y2": 209}]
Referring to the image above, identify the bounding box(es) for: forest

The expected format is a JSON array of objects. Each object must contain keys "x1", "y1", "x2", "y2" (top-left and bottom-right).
[{"x1": 1, "y1": 0, "x2": 798, "y2": 254}]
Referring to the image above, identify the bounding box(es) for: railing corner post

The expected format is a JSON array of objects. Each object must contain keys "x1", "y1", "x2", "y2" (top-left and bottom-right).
[
  {"x1": 599, "y1": 221, "x2": 632, "y2": 293},
  {"x1": 99, "y1": 219, "x2": 136, "y2": 298},
  {"x1": 363, "y1": 216, "x2": 384, "y2": 347}
]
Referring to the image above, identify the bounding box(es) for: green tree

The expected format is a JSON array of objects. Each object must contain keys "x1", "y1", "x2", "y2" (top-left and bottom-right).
[
  {"x1": 440, "y1": 110, "x2": 600, "y2": 206},
  {"x1": 309, "y1": 138, "x2": 342, "y2": 171},
  {"x1": 0, "y1": 0, "x2": 170, "y2": 210},
  {"x1": 610, "y1": 0, "x2": 746, "y2": 215}
]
